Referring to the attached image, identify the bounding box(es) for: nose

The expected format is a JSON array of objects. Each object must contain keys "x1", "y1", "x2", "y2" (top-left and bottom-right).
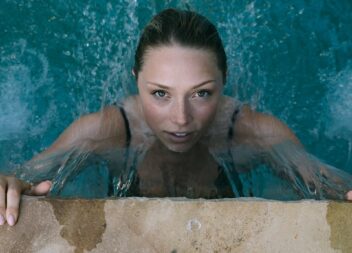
[{"x1": 171, "y1": 98, "x2": 192, "y2": 126}]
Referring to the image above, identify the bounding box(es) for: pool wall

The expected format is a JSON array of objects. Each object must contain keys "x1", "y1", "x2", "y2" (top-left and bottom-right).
[{"x1": 0, "y1": 197, "x2": 351, "y2": 253}]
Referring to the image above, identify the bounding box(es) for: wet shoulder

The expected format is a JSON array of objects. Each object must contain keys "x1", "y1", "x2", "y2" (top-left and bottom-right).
[
  {"x1": 116, "y1": 95, "x2": 155, "y2": 147},
  {"x1": 204, "y1": 96, "x2": 241, "y2": 147},
  {"x1": 92, "y1": 104, "x2": 130, "y2": 148},
  {"x1": 231, "y1": 104, "x2": 300, "y2": 147}
]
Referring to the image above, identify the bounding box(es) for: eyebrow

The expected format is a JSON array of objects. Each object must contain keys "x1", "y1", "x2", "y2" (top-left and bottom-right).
[{"x1": 146, "y1": 80, "x2": 216, "y2": 90}]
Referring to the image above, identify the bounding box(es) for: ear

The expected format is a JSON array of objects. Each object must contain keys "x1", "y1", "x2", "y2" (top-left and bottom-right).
[{"x1": 131, "y1": 69, "x2": 136, "y2": 77}]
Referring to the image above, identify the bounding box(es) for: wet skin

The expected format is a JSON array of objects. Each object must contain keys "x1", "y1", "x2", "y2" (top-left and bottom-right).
[{"x1": 136, "y1": 140, "x2": 231, "y2": 198}]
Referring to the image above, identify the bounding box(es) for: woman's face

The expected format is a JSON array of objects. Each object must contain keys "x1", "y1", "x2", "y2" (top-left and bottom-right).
[{"x1": 137, "y1": 45, "x2": 224, "y2": 153}]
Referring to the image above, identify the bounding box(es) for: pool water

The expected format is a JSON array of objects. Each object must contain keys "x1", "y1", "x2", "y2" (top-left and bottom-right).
[{"x1": 1, "y1": 0, "x2": 352, "y2": 199}]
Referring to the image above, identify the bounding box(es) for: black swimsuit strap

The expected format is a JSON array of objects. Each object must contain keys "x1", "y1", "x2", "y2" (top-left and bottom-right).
[
  {"x1": 118, "y1": 106, "x2": 131, "y2": 147},
  {"x1": 227, "y1": 107, "x2": 240, "y2": 139},
  {"x1": 109, "y1": 105, "x2": 132, "y2": 196},
  {"x1": 225, "y1": 105, "x2": 244, "y2": 197}
]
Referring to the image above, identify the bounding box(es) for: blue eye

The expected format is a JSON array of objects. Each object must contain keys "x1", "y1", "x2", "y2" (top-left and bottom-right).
[
  {"x1": 152, "y1": 90, "x2": 166, "y2": 98},
  {"x1": 196, "y1": 90, "x2": 211, "y2": 97}
]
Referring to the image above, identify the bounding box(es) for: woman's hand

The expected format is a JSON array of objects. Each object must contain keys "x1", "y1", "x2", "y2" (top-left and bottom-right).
[{"x1": 0, "y1": 176, "x2": 51, "y2": 226}]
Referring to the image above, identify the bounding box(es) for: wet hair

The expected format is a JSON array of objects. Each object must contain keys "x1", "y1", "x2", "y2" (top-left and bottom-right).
[{"x1": 133, "y1": 8, "x2": 227, "y2": 84}]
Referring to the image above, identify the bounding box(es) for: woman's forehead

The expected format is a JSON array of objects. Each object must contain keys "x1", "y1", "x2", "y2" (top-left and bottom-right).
[
  {"x1": 143, "y1": 45, "x2": 216, "y2": 62},
  {"x1": 140, "y1": 45, "x2": 221, "y2": 83}
]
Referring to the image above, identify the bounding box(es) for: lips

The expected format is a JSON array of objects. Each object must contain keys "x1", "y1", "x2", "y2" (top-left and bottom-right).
[
  {"x1": 173, "y1": 132, "x2": 188, "y2": 137},
  {"x1": 165, "y1": 131, "x2": 194, "y2": 143}
]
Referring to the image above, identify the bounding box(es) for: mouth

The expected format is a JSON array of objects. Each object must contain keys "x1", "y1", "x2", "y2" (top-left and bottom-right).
[
  {"x1": 165, "y1": 131, "x2": 194, "y2": 143},
  {"x1": 172, "y1": 132, "x2": 189, "y2": 137}
]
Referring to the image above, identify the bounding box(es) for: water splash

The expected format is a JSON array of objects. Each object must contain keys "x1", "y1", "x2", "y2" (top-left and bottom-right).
[
  {"x1": 14, "y1": 131, "x2": 141, "y2": 198},
  {"x1": 325, "y1": 63, "x2": 352, "y2": 137},
  {"x1": 266, "y1": 141, "x2": 352, "y2": 200},
  {"x1": 0, "y1": 39, "x2": 55, "y2": 141},
  {"x1": 67, "y1": 0, "x2": 140, "y2": 113},
  {"x1": 322, "y1": 62, "x2": 352, "y2": 170},
  {"x1": 220, "y1": 141, "x2": 352, "y2": 200}
]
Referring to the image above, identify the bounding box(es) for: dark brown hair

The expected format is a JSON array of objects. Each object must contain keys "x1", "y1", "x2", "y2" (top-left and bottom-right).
[{"x1": 133, "y1": 8, "x2": 227, "y2": 84}]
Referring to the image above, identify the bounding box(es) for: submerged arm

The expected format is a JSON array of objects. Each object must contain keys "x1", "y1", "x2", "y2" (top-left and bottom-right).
[{"x1": 232, "y1": 105, "x2": 352, "y2": 200}]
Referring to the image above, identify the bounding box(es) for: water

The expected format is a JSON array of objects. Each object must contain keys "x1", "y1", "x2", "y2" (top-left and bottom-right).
[{"x1": 1, "y1": 0, "x2": 352, "y2": 199}]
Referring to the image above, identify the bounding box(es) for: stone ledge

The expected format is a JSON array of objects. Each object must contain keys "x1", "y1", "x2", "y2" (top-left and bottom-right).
[{"x1": 0, "y1": 197, "x2": 351, "y2": 253}]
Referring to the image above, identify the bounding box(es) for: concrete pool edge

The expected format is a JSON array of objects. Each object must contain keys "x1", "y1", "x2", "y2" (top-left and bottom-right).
[{"x1": 0, "y1": 197, "x2": 351, "y2": 253}]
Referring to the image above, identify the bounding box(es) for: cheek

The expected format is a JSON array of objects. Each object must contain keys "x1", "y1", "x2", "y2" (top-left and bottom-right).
[
  {"x1": 141, "y1": 99, "x2": 169, "y2": 128},
  {"x1": 193, "y1": 99, "x2": 219, "y2": 123}
]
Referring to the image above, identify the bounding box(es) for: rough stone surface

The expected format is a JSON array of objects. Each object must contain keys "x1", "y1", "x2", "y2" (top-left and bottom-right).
[{"x1": 0, "y1": 197, "x2": 351, "y2": 253}]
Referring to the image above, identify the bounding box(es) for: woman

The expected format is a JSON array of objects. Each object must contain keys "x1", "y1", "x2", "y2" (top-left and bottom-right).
[{"x1": 1, "y1": 8, "x2": 351, "y2": 226}]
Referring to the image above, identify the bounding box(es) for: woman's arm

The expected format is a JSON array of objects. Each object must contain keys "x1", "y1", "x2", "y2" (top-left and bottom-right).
[
  {"x1": 232, "y1": 105, "x2": 352, "y2": 200},
  {"x1": 0, "y1": 105, "x2": 127, "y2": 226},
  {"x1": 33, "y1": 105, "x2": 127, "y2": 159}
]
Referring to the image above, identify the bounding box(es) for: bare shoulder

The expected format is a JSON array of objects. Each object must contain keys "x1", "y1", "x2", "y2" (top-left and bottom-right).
[
  {"x1": 206, "y1": 96, "x2": 238, "y2": 139},
  {"x1": 121, "y1": 95, "x2": 155, "y2": 145},
  {"x1": 233, "y1": 105, "x2": 300, "y2": 147},
  {"x1": 89, "y1": 105, "x2": 128, "y2": 146},
  {"x1": 44, "y1": 104, "x2": 130, "y2": 155}
]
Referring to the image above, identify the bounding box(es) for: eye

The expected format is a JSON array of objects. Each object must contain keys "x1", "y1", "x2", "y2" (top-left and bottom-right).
[
  {"x1": 152, "y1": 90, "x2": 167, "y2": 98},
  {"x1": 196, "y1": 90, "x2": 211, "y2": 98}
]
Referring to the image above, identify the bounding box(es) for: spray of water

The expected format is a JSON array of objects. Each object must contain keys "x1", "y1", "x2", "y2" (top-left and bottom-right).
[
  {"x1": 14, "y1": 135, "x2": 140, "y2": 198},
  {"x1": 0, "y1": 39, "x2": 53, "y2": 141},
  {"x1": 324, "y1": 63, "x2": 352, "y2": 170},
  {"x1": 213, "y1": 139, "x2": 352, "y2": 200},
  {"x1": 266, "y1": 141, "x2": 352, "y2": 199}
]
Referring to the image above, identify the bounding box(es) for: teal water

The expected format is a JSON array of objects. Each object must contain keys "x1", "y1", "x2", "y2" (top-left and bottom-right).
[{"x1": 1, "y1": 0, "x2": 352, "y2": 198}]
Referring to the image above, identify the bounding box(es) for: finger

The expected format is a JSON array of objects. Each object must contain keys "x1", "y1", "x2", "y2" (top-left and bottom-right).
[
  {"x1": 6, "y1": 177, "x2": 22, "y2": 226},
  {"x1": 32, "y1": 181, "x2": 52, "y2": 196},
  {"x1": 24, "y1": 180, "x2": 52, "y2": 196},
  {"x1": 0, "y1": 178, "x2": 6, "y2": 225}
]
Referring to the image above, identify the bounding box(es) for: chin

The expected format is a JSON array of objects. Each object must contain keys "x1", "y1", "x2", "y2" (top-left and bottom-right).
[
  {"x1": 168, "y1": 147, "x2": 190, "y2": 153},
  {"x1": 165, "y1": 142, "x2": 195, "y2": 153},
  {"x1": 157, "y1": 133, "x2": 201, "y2": 153}
]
